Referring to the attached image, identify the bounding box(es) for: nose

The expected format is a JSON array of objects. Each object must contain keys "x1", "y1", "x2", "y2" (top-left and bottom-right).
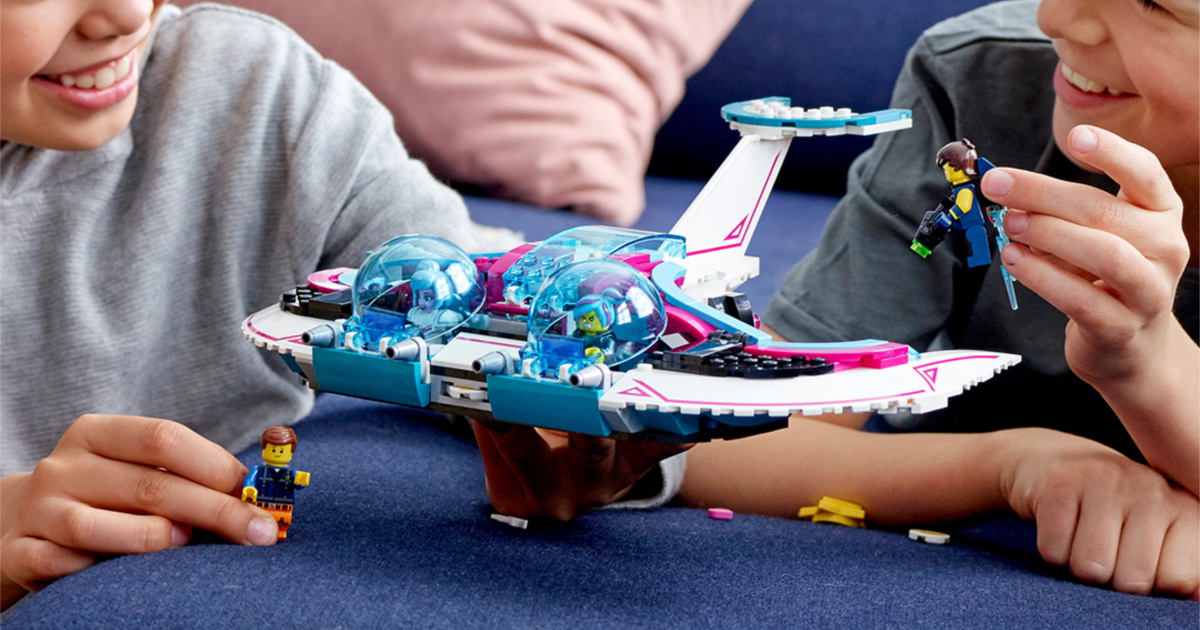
[
  {"x1": 1037, "y1": 0, "x2": 1109, "y2": 46},
  {"x1": 75, "y1": 0, "x2": 156, "y2": 42}
]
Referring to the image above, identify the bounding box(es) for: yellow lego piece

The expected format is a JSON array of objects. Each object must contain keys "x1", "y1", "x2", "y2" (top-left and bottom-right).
[
  {"x1": 295, "y1": 471, "x2": 311, "y2": 486},
  {"x1": 812, "y1": 512, "x2": 863, "y2": 528},
  {"x1": 817, "y1": 496, "x2": 866, "y2": 520},
  {"x1": 798, "y1": 506, "x2": 819, "y2": 519}
]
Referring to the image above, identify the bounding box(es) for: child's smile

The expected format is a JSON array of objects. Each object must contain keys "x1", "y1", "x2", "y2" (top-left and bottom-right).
[{"x1": 32, "y1": 46, "x2": 141, "y2": 113}]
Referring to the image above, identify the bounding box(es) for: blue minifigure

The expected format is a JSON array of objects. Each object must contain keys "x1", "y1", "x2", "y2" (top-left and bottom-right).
[
  {"x1": 407, "y1": 260, "x2": 464, "y2": 336},
  {"x1": 571, "y1": 289, "x2": 621, "y2": 364},
  {"x1": 911, "y1": 138, "x2": 993, "y2": 268},
  {"x1": 242, "y1": 425, "x2": 310, "y2": 541}
]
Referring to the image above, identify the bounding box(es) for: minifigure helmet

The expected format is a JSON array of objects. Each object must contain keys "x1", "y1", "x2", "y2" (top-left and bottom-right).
[
  {"x1": 573, "y1": 288, "x2": 621, "y2": 330},
  {"x1": 936, "y1": 138, "x2": 978, "y2": 177}
]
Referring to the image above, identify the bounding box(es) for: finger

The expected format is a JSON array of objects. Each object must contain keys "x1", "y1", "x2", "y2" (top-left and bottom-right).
[
  {"x1": 1035, "y1": 496, "x2": 1080, "y2": 567},
  {"x1": 1156, "y1": 512, "x2": 1200, "y2": 598},
  {"x1": 3, "y1": 536, "x2": 96, "y2": 591},
  {"x1": 50, "y1": 457, "x2": 277, "y2": 546},
  {"x1": 566, "y1": 433, "x2": 619, "y2": 503},
  {"x1": 1068, "y1": 492, "x2": 1121, "y2": 586},
  {"x1": 471, "y1": 419, "x2": 555, "y2": 502},
  {"x1": 1000, "y1": 244, "x2": 1127, "y2": 333},
  {"x1": 1000, "y1": 213, "x2": 1162, "y2": 316},
  {"x1": 62, "y1": 415, "x2": 247, "y2": 494},
  {"x1": 37, "y1": 498, "x2": 192, "y2": 555},
  {"x1": 1110, "y1": 509, "x2": 1165, "y2": 596},
  {"x1": 1063, "y1": 126, "x2": 1181, "y2": 213}
]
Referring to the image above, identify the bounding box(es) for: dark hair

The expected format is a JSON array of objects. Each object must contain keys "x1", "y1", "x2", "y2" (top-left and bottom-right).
[
  {"x1": 936, "y1": 138, "x2": 978, "y2": 177},
  {"x1": 260, "y1": 425, "x2": 298, "y2": 451}
]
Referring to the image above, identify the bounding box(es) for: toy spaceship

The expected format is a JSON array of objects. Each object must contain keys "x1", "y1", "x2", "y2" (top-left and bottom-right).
[{"x1": 243, "y1": 98, "x2": 1020, "y2": 442}]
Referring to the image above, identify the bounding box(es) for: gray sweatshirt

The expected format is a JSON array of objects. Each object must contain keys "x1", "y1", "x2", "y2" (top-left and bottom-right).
[{"x1": 0, "y1": 4, "x2": 481, "y2": 475}]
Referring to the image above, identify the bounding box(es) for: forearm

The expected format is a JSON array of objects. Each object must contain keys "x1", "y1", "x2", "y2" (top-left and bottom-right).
[
  {"x1": 678, "y1": 417, "x2": 1012, "y2": 526},
  {"x1": 1094, "y1": 325, "x2": 1199, "y2": 496}
]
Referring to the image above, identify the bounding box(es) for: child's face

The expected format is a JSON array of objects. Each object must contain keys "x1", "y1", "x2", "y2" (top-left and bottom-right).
[
  {"x1": 1038, "y1": 0, "x2": 1199, "y2": 170},
  {"x1": 1, "y1": 0, "x2": 167, "y2": 150}
]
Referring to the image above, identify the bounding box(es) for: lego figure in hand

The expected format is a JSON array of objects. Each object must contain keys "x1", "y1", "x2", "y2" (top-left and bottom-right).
[
  {"x1": 407, "y1": 260, "x2": 464, "y2": 337},
  {"x1": 910, "y1": 138, "x2": 994, "y2": 268},
  {"x1": 572, "y1": 289, "x2": 621, "y2": 364},
  {"x1": 242, "y1": 426, "x2": 310, "y2": 541}
]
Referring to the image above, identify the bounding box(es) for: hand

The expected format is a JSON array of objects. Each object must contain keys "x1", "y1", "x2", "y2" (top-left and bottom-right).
[
  {"x1": 999, "y1": 428, "x2": 1198, "y2": 599},
  {"x1": 980, "y1": 125, "x2": 1191, "y2": 388},
  {"x1": 1, "y1": 415, "x2": 281, "y2": 609},
  {"x1": 472, "y1": 419, "x2": 690, "y2": 521}
]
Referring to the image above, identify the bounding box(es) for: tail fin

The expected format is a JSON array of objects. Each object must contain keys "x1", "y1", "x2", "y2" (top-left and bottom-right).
[
  {"x1": 669, "y1": 133, "x2": 791, "y2": 262},
  {"x1": 672, "y1": 97, "x2": 913, "y2": 264}
]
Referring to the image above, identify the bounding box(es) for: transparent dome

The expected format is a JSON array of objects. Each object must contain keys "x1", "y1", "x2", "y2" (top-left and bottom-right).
[
  {"x1": 522, "y1": 259, "x2": 666, "y2": 378},
  {"x1": 344, "y1": 235, "x2": 484, "y2": 349}
]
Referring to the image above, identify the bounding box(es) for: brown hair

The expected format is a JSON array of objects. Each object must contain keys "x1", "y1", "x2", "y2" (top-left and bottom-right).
[
  {"x1": 260, "y1": 425, "x2": 298, "y2": 451},
  {"x1": 936, "y1": 138, "x2": 978, "y2": 177}
]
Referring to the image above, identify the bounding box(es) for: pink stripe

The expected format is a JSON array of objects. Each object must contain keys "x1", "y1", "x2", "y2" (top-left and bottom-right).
[
  {"x1": 629, "y1": 379, "x2": 926, "y2": 408},
  {"x1": 689, "y1": 150, "x2": 782, "y2": 257},
  {"x1": 245, "y1": 318, "x2": 305, "y2": 343},
  {"x1": 464, "y1": 337, "x2": 525, "y2": 349}
]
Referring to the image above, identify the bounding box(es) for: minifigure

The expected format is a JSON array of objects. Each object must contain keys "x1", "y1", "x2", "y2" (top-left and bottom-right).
[
  {"x1": 407, "y1": 260, "x2": 464, "y2": 336},
  {"x1": 572, "y1": 289, "x2": 621, "y2": 364},
  {"x1": 242, "y1": 425, "x2": 310, "y2": 540},
  {"x1": 910, "y1": 138, "x2": 1018, "y2": 309},
  {"x1": 910, "y1": 138, "x2": 992, "y2": 268}
]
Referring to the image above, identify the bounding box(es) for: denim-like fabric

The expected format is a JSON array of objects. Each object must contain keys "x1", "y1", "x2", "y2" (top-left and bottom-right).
[{"x1": 7, "y1": 393, "x2": 1195, "y2": 629}]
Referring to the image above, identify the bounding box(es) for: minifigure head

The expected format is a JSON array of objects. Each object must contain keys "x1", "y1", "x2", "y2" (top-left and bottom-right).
[
  {"x1": 573, "y1": 289, "x2": 619, "y2": 335},
  {"x1": 1, "y1": 0, "x2": 169, "y2": 150},
  {"x1": 260, "y1": 425, "x2": 298, "y2": 466},
  {"x1": 409, "y1": 260, "x2": 453, "y2": 313},
  {"x1": 936, "y1": 139, "x2": 977, "y2": 184},
  {"x1": 1037, "y1": 0, "x2": 1198, "y2": 171}
]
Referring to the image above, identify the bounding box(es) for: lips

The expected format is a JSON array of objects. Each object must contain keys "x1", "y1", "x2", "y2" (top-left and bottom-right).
[
  {"x1": 1053, "y1": 61, "x2": 1135, "y2": 109},
  {"x1": 32, "y1": 49, "x2": 141, "y2": 112}
]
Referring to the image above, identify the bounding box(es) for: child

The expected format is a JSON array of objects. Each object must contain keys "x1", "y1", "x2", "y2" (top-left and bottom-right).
[
  {"x1": 0, "y1": 1, "x2": 481, "y2": 609},
  {"x1": 473, "y1": 0, "x2": 1199, "y2": 599}
]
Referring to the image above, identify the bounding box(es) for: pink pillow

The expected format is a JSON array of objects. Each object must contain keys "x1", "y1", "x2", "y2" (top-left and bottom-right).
[{"x1": 176, "y1": 0, "x2": 751, "y2": 225}]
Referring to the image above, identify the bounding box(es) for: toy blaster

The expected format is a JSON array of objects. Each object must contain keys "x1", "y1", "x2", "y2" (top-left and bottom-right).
[{"x1": 909, "y1": 195, "x2": 955, "y2": 258}]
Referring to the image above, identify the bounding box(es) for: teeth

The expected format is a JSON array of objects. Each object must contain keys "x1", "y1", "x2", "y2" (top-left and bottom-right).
[
  {"x1": 54, "y1": 52, "x2": 132, "y2": 90},
  {"x1": 94, "y1": 67, "x2": 115, "y2": 89},
  {"x1": 1062, "y1": 63, "x2": 1112, "y2": 94}
]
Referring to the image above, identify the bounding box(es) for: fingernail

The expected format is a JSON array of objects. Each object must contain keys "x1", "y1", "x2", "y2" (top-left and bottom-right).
[
  {"x1": 171, "y1": 523, "x2": 190, "y2": 548},
  {"x1": 247, "y1": 517, "x2": 278, "y2": 546},
  {"x1": 982, "y1": 169, "x2": 1014, "y2": 198},
  {"x1": 1071, "y1": 126, "x2": 1098, "y2": 154},
  {"x1": 1005, "y1": 209, "x2": 1028, "y2": 234},
  {"x1": 1001, "y1": 243, "x2": 1023, "y2": 266}
]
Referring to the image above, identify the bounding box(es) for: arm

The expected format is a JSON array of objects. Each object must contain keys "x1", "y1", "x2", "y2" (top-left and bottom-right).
[
  {"x1": 679, "y1": 417, "x2": 1198, "y2": 599},
  {"x1": 1, "y1": 415, "x2": 281, "y2": 610},
  {"x1": 981, "y1": 125, "x2": 1198, "y2": 496}
]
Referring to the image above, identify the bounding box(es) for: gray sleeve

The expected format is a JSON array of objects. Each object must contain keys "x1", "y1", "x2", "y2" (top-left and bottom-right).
[
  {"x1": 286, "y1": 65, "x2": 481, "y2": 275},
  {"x1": 603, "y1": 452, "x2": 687, "y2": 511},
  {"x1": 762, "y1": 36, "x2": 958, "y2": 350},
  {"x1": 762, "y1": 0, "x2": 1052, "y2": 350}
]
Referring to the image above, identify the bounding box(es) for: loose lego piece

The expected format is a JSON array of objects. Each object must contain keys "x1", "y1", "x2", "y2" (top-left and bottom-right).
[
  {"x1": 797, "y1": 496, "x2": 866, "y2": 528},
  {"x1": 708, "y1": 508, "x2": 734, "y2": 520},
  {"x1": 490, "y1": 513, "x2": 529, "y2": 529},
  {"x1": 241, "y1": 425, "x2": 310, "y2": 541},
  {"x1": 908, "y1": 529, "x2": 950, "y2": 545}
]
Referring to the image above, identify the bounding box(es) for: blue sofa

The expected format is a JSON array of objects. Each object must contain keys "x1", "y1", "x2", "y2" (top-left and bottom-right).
[{"x1": 6, "y1": 1, "x2": 1196, "y2": 627}]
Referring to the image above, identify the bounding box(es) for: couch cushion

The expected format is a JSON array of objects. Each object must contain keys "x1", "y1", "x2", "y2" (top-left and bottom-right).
[{"x1": 176, "y1": 0, "x2": 752, "y2": 225}]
